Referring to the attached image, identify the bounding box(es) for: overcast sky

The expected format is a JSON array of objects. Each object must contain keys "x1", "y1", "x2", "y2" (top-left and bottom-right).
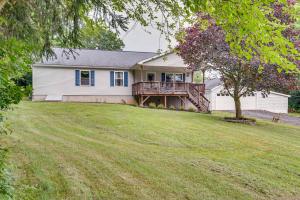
[{"x1": 120, "y1": 22, "x2": 177, "y2": 53}]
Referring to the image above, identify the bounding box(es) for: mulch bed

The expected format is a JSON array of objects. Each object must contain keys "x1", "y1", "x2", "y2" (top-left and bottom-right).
[{"x1": 224, "y1": 117, "x2": 256, "y2": 125}]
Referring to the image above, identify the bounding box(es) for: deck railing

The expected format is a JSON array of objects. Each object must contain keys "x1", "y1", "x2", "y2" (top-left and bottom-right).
[{"x1": 132, "y1": 81, "x2": 205, "y2": 96}]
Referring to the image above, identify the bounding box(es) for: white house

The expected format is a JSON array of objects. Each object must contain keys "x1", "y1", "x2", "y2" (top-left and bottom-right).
[
  {"x1": 32, "y1": 48, "x2": 290, "y2": 113},
  {"x1": 33, "y1": 48, "x2": 208, "y2": 111}
]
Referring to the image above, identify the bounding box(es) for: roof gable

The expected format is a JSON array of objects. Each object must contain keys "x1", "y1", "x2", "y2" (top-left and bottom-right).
[{"x1": 138, "y1": 52, "x2": 187, "y2": 68}]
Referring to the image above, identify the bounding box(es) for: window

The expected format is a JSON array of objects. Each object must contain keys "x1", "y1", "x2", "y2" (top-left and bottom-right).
[
  {"x1": 165, "y1": 73, "x2": 174, "y2": 82},
  {"x1": 164, "y1": 73, "x2": 184, "y2": 82},
  {"x1": 115, "y1": 71, "x2": 124, "y2": 86},
  {"x1": 147, "y1": 72, "x2": 156, "y2": 81},
  {"x1": 175, "y1": 73, "x2": 183, "y2": 82},
  {"x1": 80, "y1": 70, "x2": 90, "y2": 86}
]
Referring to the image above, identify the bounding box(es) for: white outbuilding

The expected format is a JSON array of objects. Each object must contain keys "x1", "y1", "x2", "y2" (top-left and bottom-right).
[{"x1": 205, "y1": 78, "x2": 290, "y2": 113}]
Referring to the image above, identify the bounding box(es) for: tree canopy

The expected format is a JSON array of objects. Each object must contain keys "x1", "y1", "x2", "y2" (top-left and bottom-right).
[
  {"x1": 176, "y1": 12, "x2": 298, "y2": 118},
  {"x1": 182, "y1": 0, "x2": 299, "y2": 72},
  {"x1": 79, "y1": 19, "x2": 124, "y2": 50},
  {"x1": 1, "y1": 0, "x2": 299, "y2": 68}
]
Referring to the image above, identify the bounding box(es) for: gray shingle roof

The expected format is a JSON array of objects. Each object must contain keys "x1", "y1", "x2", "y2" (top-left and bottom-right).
[
  {"x1": 205, "y1": 78, "x2": 222, "y2": 90},
  {"x1": 35, "y1": 48, "x2": 157, "y2": 69}
]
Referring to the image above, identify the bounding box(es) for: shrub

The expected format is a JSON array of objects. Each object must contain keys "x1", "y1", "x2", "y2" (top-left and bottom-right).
[
  {"x1": 0, "y1": 148, "x2": 13, "y2": 199},
  {"x1": 169, "y1": 105, "x2": 176, "y2": 110},
  {"x1": 148, "y1": 102, "x2": 156, "y2": 109},
  {"x1": 157, "y1": 104, "x2": 165, "y2": 109},
  {"x1": 289, "y1": 90, "x2": 300, "y2": 112},
  {"x1": 22, "y1": 85, "x2": 32, "y2": 100},
  {"x1": 188, "y1": 107, "x2": 196, "y2": 112},
  {"x1": 179, "y1": 105, "x2": 185, "y2": 111}
]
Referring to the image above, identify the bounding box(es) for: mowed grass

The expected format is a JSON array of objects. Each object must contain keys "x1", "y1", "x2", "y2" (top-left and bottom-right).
[
  {"x1": 1, "y1": 101, "x2": 300, "y2": 200},
  {"x1": 289, "y1": 112, "x2": 300, "y2": 118}
]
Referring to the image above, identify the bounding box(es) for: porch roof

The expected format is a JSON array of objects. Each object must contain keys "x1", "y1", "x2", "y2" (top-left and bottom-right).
[{"x1": 133, "y1": 52, "x2": 189, "y2": 71}]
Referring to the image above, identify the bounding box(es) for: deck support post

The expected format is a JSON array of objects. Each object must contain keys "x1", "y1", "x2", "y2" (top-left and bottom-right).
[
  {"x1": 164, "y1": 96, "x2": 167, "y2": 108},
  {"x1": 140, "y1": 96, "x2": 144, "y2": 107},
  {"x1": 141, "y1": 96, "x2": 150, "y2": 106},
  {"x1": 178, "y1": 96, "x2": 186, "y2": 109}
]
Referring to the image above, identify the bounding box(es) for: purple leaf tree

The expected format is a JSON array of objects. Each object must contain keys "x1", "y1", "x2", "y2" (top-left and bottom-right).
[{"x1": 176, "y1": 13, "x2": 298, "y2": 119}]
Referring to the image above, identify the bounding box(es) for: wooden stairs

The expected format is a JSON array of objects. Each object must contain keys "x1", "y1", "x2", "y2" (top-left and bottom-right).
[{"x1": 187, "y1": 84, "x2": 210, "y2": 113}]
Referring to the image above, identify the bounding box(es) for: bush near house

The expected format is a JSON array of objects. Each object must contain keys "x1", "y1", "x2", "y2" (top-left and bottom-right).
[
  {"x1": 148, "y1": 102, "x2": 156, "y2": 109},
  {"x1": 169, "y1": 105, "x2": 176, "y2": 110},
  {"x1": 179, "y1": 105, "x2": 185, "y2": 111},
  {"x1": 157, "y1": 104, "x2": 165, "y2": 109},
  {"x1": 188, "y1": 107, "x2": 196, "y2": 112},
  {"x1": 289, "y1": 90, "x2": 300, "y2": 112}
]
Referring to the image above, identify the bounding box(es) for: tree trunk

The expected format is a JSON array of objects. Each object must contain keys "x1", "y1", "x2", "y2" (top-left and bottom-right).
[{"x1": 234, "y1": 96, "x2": 242, "y2": 119}]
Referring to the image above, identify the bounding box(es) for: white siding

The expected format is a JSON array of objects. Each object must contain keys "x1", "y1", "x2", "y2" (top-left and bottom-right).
[
  {"x1": 256, "y1": 93, "x2": 289, "y2": 113},
  {"x1": 32, "y1": 66, "x2": 133, "y2": 97},
  {"x1": 208, "y1": 86, "x2": 289, "y2": 113}
]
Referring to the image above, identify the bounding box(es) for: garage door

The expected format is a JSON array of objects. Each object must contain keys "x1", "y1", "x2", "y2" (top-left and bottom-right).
[
  {"x1": 215, "y1": 95, "x2": 235, "y2": 110},
  {"x1": 257, "y1": 94, "x2": 288, "y2": 113},
  {"x1": 215, "y1": 95, "x2": 257, "y2": 110}
]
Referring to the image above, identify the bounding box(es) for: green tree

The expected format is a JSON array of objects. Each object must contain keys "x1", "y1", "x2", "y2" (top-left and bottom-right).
[
  {"x1": 80, "y1": 19, "x2": 124, "y2": 50},
  {"x1": 295, "y1": 2, "x2": 300, "y2": 29},
  {"x1": 182, "y1": 0, "x2": 299, "y2": 72}
]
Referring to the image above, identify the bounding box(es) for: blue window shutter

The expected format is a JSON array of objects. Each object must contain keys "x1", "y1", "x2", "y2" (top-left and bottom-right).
[
  {"x1": 75, "y1": 70, "x2": 80, "y2": 86},
  {"x1": 110, "y1": 71, "x2": 114, "y2": 87},
  {"x1": 124, "y1": 71, "x2": 128, "y2": 87},
  {"x1": 161, "y1": 73, "x2": 165, "y2": 82},
  {"x1": 91, "y1": 70, "x2": 95, "y2": 86},
  {"x1": 183, "y1": 73, "x2": 185, "y2": 82}
]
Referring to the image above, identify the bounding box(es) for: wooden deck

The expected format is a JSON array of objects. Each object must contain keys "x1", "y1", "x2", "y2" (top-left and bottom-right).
[
  {"x1": 132, "y1": 82, "x2": 205, "y2": 96},
  {"x1": 132, "y1": 82, "x2": 210, "y2": 112}
]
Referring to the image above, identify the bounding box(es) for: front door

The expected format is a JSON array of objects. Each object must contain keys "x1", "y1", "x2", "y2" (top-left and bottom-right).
[{"x1": 147, "y1": 72, "x2": 155, "y2": 81}]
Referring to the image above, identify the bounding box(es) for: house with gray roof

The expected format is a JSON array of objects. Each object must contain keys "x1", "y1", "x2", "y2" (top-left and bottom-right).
[
  {"x1": 33, "y1": 48, "x2": 289, "y2": 113},
  {"x1": 32, "y1": 48, "x2": 210, "y2": 112}
]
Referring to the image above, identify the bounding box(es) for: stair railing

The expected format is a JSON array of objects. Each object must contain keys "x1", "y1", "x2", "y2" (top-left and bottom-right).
[{"x1": 188, "y1": 84, "x2": 210, "y2": 112}]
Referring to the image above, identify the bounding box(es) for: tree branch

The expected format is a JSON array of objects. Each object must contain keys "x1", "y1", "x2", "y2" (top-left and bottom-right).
[{"x1": 0, "y1": 0, "x2": 7, "y2": 12}]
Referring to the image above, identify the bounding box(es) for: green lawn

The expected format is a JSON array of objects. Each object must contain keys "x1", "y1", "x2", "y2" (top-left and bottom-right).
[
  {"x1": 1, "y1": 101, "x2": 300, "y2": 200},
  {"x1": 289, "y1": 112, "x2": 300, "y2": 118}
]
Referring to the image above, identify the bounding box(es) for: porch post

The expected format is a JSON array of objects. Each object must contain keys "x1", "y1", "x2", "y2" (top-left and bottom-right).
[
  {"x1": 173, "y1": 74, "x2": 175, "y2": 93},
  {"x1": 140, "y1": 66, "x2": 143, "y2": 81},
  {"x1": 191, "y1": 71, "x2": 194, "y2": 83}
]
